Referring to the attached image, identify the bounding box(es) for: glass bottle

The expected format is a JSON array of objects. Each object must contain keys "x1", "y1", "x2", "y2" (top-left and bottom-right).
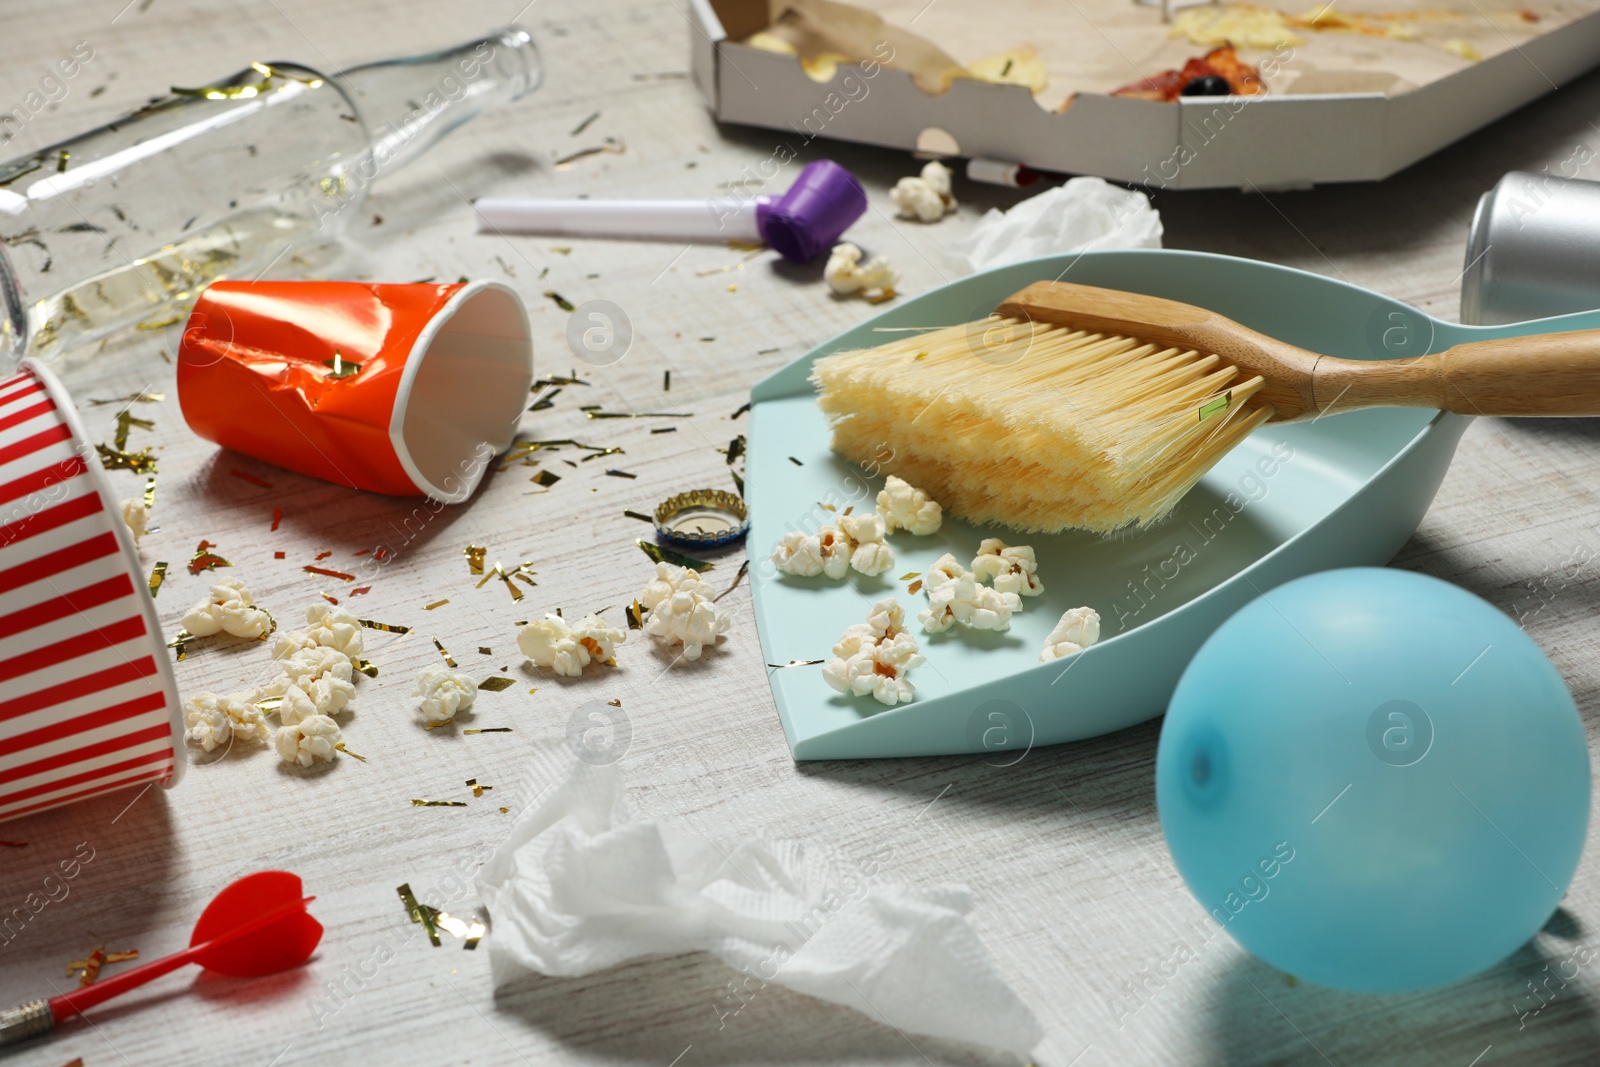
[{"x1": 0, "y1": 25, "x2": 540, "y2": 364}]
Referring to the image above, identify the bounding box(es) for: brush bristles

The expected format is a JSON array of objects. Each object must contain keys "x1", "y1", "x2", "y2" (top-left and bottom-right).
[{"x1": 811, "y1": 316, "x2": 1273, "y2": 535}]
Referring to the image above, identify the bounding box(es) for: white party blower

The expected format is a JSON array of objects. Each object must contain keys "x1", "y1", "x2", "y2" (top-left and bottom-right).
[{"x1": 475, "y1": 159, "x2": 866, "y2": 263}]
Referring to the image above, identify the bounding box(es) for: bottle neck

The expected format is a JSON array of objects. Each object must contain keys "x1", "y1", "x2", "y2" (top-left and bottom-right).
[{"x1": 333, "y1": 25, "x2": 541, "y2": 181}]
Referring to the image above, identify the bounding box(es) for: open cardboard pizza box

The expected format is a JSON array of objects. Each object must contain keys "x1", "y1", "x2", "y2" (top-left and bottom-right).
[{"x1": 688, "y1": 0, "x2": 1600, "y2": 189}]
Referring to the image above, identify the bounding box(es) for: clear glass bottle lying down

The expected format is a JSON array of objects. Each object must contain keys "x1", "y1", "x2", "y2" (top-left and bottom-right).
[{"x1": 0, "y1": 25, "x2": 541, "y2": 365}]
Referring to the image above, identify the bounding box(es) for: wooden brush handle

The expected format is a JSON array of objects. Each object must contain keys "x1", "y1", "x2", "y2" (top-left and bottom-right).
[
  {"x1": 995, "y1": 281, "x2": 1600, "y2": 420},
  {"x1": 1313, "y1": 330, "x2": 1600, "y2": 417}
]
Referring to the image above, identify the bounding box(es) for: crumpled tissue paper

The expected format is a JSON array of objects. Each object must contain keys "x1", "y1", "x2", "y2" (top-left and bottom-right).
[
  {"x1": 950, "y1": 176, "x2": 1163, "y2": 274},
  {"x1": 476, "y1": 755, "x2": 1045, "y2": 1060}
]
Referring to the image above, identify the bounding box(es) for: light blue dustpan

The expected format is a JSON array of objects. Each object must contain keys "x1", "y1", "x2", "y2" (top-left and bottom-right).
[{"x1": 747, "y1": 249, "x2": 1600, "y2": 760}]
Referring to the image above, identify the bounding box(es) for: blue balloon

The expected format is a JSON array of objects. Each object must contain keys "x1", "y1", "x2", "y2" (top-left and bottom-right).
[{"x1": 1157, "y1": 567, "x2": 1590, "y2": 992}]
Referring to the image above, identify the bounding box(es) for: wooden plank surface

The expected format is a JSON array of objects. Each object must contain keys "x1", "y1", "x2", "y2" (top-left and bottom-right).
[{"x1": 2, "y1": 1, "x2": 1600, "y2": 1065}]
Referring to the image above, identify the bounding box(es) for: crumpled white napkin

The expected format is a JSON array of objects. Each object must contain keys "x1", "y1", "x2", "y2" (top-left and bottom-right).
[
  {"x1": 476, "y1": 754, "x2": 1045, "y2": 1060},
  {"x1": 951, "y1": 176, "x2": 1163, "y2": 274}
]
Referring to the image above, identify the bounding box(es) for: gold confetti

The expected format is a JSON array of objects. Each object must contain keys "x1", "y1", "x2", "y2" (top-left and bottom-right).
[
  {"x1": 397, "y1": 883, "x2": 440, "y2": 946},
  {"x1": 624, "y1": 510, "x2": 653, "y2": 523},
  {"x1": 304, "y1": 565, "x2": 356, "y2": 581},
  {"x1": 767, "y1": 659, "x2": 825, "y2": 669},
  {"x1": 430, "y1": 908, "x2": 486, "y2": 948},
  {"x1": 788, "y1": 456, "x2": 803, "y2": 466},
  {"x1": 714, "y1": 559, "x2": 750, "y2": 602},
  {"x1": 477, "y1": 646, "x2": 492, "y2": 656},
  {"x1": 479, "y1": 676, "x2": 516, "y2": 692},
  {"x1": 637, "y1": 540, "x2": 714, "y2": 572},
  {"x1": 142, "y1": 476, "x2": 157, "y2": 510},
  {"x1": 147, "y1": 561, "x2": 167, "y2": 597},
  {"x1": 606, "y1": 469, "x2": 637, "y2": 479},
  {"x1": 188, "y1": 541, "x2": 231, "y2": 575},
  {"x1": 464, "y1": 544, "x2": 485, "y2": 575},
  {"x1": 86, "y1": 390, "x2": 166, "y2": 407},
  {"x1": 624, "y1": 599, "x2": 645, "y2": 630},
  {"x1": 424, "y1": 599, "x2": 449, "y2": 610},
  {"x1": 95, "y1": 444, "x2": 158, "y2": 473},
  {"x1": 229, "y1": 468, "x2": 272, "y2": 488},
  {"x1": 466, "y1": 778, "x2": 492, "y2": 798},
  {"x1": 423, "y1": 719, "x2": 454, "y2": 730},
  {"x1": 553, "y1": 137, "x2": 625, "y2": 169},
  {"x1": 584, "y1": 410, "x2": 692, "y2": 420},
  {"x1": 66, "y1": 948, "x2": 138, "y2": 987},
  {"x1": 351, "y1": 658, "x2": 379, "y2": 678},
  {"x1": 255, "y1": 695, "x2": 284, "y2": 714},
  {"x1": 501, "y1": 437, "x2": 617, "y2": 469},
  {"x1": 731, "y1": 401, "x2": 751, "y2": 419},
  {"x1": 722, "y1": 436, "x2": 746, "y2": 465},
  {"x1": 464, "y1": 727, "x2": 513, "y2": 734},
  {"x1": 531, "y1": 374, "x2": 590, "y2": 388},
  {"x1": 410, "y1": 799, "x2": 467, "y2": 807},
  {"x1": 532, "y1": 469, "x2": 561, "y2": 487},
  {"x1": 477, "y1": 560, "x2": 536, "y2": 601},
  {"x1": 542, "y1": 290, "x2": 575, "y2": 312},
  {"x1": 358, "y1": 618, "x2": 411, "y2": 634},
  {"x1": 650, "y1": 427, "x2": 677, "y2": 434},
  {"x1": 607, "y1": 698, "x2": 622, "y2": 707},
  {"x1": 133, "y1": 309, "x2": 183, "y2": 330},
  {"x1": 663, "y1": 369, "x2": 671, "y2": 391},
  {"x1": 899, "y1": 571, "x2": 921, "y2": 581},
  {"x1": 433, "y1": 636, "x2": 456, "y2": 667},
  {"x1": 172, "y1": 62, "x2": 321, "y2": 99},
  {"x1": 335, "y1": 742, "x2": 367, "y2": 762},
  {"x1": 323, "y1": 350, "x2": 361, "y2": 378}
]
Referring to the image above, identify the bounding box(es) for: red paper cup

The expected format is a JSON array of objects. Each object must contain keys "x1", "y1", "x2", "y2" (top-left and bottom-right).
[
  {"x1": 176, "y1": 280, "x2": 533, "y2": 501},
  {"x1": 0, "y1": 361, "x2": 184, "y2": 824}
]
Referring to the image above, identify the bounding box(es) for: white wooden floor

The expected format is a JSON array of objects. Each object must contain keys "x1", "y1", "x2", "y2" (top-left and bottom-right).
[{"x1": 3, "y1": 1, "x2": 1600, "y2": 1064}]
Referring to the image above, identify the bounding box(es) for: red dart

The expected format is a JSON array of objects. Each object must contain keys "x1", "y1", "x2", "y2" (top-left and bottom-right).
[{"x1": 0, "y1": 871, "x2": 321, "y2": 1047}]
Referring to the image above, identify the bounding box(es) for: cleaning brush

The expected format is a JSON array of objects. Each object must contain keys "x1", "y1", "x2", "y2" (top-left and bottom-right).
[{"x1": 813, "y1": 280, "x2": 1600, "y2": 535}]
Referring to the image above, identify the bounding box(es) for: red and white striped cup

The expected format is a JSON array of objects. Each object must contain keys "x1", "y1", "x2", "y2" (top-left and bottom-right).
[{"x1": 0, "y1": 360, "x2": 183, "y2": 824}]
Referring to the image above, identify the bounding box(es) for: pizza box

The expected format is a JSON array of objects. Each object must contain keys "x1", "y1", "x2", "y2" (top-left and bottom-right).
[{"x1": 688, "y1": 0, "x2": 1600, "y2": 190}]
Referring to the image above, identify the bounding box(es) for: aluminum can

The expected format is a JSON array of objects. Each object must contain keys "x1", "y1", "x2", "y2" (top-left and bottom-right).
[{"x1": 1462, "y1": 171, "x2": 1600, "y2": 325}]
